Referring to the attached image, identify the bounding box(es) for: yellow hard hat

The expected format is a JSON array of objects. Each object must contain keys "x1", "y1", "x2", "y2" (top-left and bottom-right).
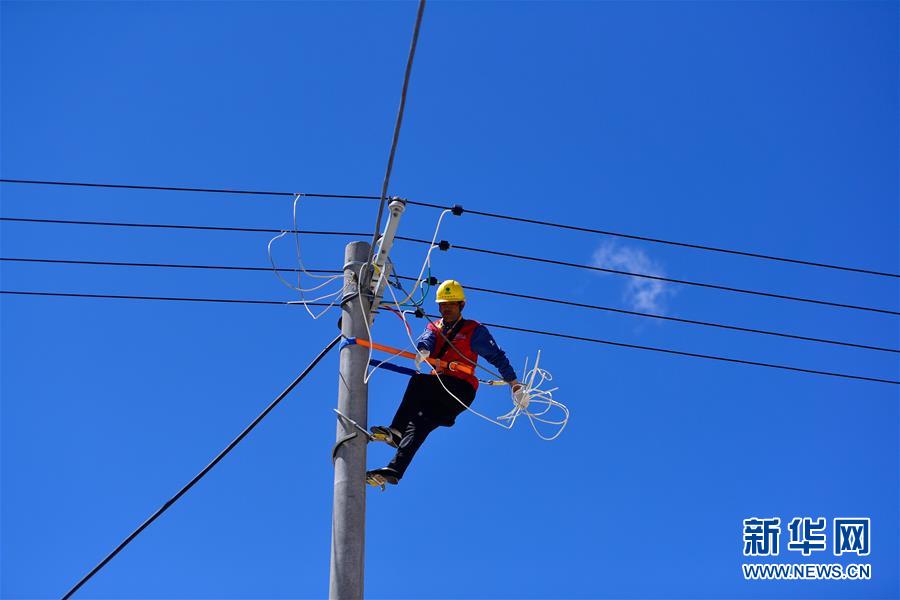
[{"x1": 436, "y1": 279, "x2": 465, "y2": 303}]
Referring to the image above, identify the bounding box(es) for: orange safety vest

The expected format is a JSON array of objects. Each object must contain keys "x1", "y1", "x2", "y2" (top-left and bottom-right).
[{"x1": 428, "y1": 318, "x2": 480, "y2": 391}]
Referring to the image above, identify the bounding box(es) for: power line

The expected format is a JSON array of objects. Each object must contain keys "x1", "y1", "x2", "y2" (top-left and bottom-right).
[
  {"x1": 4, "y1": 257, "x2": 895, "y2": 354},
  {"x1": 443, "y1": 242, "x2": 900, "y2": 316},
  {"x1": 461, "y1": 281, "x2": 898, "y2": 354},
  {"x1": 4, "y1": 177, "x2": 895, "y2": 278},
  {"x1": 452, "y1": 207, "x2": 900, "y2": 279},
  {"x1": 367, "y1": 0, "x2": 427, "y2": 266},
  {"x1": 0, "y1": 178, "x2": 379, "y2": 200},
  {"x1": 61, "y1": 334, "x2": 341, "y2": 599},
  {"x1": 0, "y1": 290, "x2": 338, "y2": 307},
  {"x1": 0, "y1": 257, "x2": 340, "y2": 276},
  {"x1": 0, "y1": 216, "x2": 367, "y2": 238},
  {"x1": 4, "y1": 215, "x2": 894, "y2": 315},
  {"x1": 4, "y1": 215, "x2": 893, "y2": 315},
  {"x1": 3, "y1": 290, "x2": 896, "y2": 385},
  {"x1": 474, "y1": 320, "x2": 899, "y2": 386}
]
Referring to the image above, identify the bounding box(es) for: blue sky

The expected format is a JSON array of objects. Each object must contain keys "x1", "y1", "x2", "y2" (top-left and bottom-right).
[{"x1": 2, "y1": 1, "x2": 897, "y2": 598}]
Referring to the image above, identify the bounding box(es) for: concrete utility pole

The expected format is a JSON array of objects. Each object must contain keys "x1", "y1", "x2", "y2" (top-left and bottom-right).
[
  {"x1": 330, "y1": 241, "x2": 371, "y2": 600},
  {"x1": 329, "y1": 200, "x2": 405, "y2": 599}
]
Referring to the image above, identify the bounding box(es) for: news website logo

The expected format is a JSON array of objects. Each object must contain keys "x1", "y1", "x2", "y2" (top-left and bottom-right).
[{"x1": 741, "y1": 516, "x2": 872, "y2": 581}]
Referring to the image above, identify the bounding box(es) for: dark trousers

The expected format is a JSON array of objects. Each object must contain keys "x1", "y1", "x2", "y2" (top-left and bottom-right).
[{"x1": 385, "y1": 373, "x2": 476, "y2": 479}]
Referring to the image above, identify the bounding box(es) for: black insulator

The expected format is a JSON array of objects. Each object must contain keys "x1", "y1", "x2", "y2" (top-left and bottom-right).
[
  {"x1": 438, "y1": 240, "x2": 451, "y2": 251},
  {"x1": 451, "y1": 204, "x2": 464, "y2": 216}
]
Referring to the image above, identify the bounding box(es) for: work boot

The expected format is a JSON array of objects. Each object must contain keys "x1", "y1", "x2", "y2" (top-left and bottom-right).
[
  {"x1": 366, "y1": 467, "x2": 400, "y2": 491},
  {"x1": 370, "y1": 425, "x2": 402, "y2": 448}
]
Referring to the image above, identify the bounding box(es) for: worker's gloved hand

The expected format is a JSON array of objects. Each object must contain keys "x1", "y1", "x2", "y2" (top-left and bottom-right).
[
  {"x1": 415, "y1": 349, "x2": 431, "y2": 372},
  {"x1": 512, "y1": 384, "x2": 530, "y2": 410}
]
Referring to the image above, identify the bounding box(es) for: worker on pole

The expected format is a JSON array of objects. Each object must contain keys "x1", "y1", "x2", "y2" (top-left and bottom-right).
[{"x1": 366, "y1": 279, "x2": 522, "y2": 488}]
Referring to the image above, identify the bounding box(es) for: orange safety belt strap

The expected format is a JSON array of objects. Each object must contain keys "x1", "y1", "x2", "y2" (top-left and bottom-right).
[{"x1": 355, "y1": 338, "x2": 475, "y2": 376}]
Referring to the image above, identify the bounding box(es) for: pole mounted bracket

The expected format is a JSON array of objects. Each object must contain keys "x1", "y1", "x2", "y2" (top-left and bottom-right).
[
  {"x1": 342, "y1": 260, "x2": 369, "y2": 285},
  {"x1": 341, "y1": 261, "x2": 371, "y2": 298},
  {"x1": 342, "y1": 259, "x2": 368, "y2": 273}
]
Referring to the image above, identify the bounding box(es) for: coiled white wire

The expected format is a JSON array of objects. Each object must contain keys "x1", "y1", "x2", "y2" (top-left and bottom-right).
[
  {"x1": 495, "y1": 351, "x2": 569, "y2": 441},
  {"x1": 267, "y1": 193, "x2": 344, "y2": 320}
]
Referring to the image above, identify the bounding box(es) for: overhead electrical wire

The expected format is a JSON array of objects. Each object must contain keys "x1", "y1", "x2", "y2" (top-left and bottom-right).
[
  {"x1": 3, "y1": 216, "x2": 895, "y2": 315},
  {"x1": 435, "y1": 241, "x2": 900, "y2": 316},
  {"x1": 4, "y1": 257, "x2": 893, "y2": 353},
  {"x1": 0, "y1": 216, "x2": 367, "y2": 238},
  {"x1": 0, "y1": 257, "x2": 339, "y2": 275},
  {"x1": 2, "y1": 290, "x2": 896, "y2": 385},
  {"x1": 366, "y1": 0, "x2": 426, "y2": 268},
  {"x1": 460, "y1": 281, "x2": 898, "y2": 354},
  {"x1": 0, "y1": 178, "x2": 380, "y2": 200},
  {"x1": 470, "y1": 319, "x2": 898, "y2": 386},
  {"x1": 436, "y1": 205, "x2": 900, "y2": 279},
  {"x1": 61, "y1": 334, "x2": 342, "y2": 599},
  {"x1": 3, "y1": 177, "x2": 896, "y2": 278},
  {"x1": 0, "y1": 290, "x2": 339, "y2": 306}
]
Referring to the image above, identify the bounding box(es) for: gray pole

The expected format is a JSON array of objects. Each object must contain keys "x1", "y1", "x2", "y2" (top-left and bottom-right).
[{"x1": 330, "y1": 241, "x2": 371, "y2": 600}]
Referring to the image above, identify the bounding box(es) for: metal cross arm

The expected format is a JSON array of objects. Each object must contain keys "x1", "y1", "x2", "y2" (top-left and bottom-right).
[{"x1": 368, "y1": 198, "x2": 407, "y2": 317}]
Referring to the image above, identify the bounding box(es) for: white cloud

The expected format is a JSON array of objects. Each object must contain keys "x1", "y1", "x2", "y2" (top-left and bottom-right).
[{"x1": 591, "y1": 241, "x2": 673, "y2": 314}]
